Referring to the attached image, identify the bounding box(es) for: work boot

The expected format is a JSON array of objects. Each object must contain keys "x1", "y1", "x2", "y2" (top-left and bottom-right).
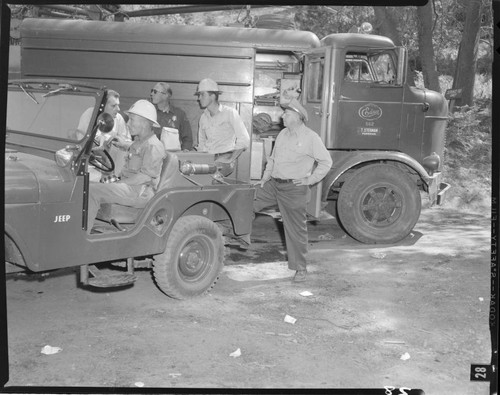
[{"x1": 293, "y1": 270, "x2": 307, "y2": 282}]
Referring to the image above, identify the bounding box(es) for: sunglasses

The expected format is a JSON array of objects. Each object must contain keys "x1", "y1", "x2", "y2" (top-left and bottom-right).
[{"x1": 151, "y1": 89, "x2": 167, "y2": 95}]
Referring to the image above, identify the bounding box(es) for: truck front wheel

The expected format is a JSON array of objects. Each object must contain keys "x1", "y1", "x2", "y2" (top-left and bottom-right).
[
  {"x1": 337, "y1": 164, "x2": 421, "y2": 244},
  {"x1": 153, "y1": 215, "x2": 224, "y2": 299}
]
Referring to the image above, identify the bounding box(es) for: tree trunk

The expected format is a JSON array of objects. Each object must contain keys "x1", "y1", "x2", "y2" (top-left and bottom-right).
[
  {"x1": 373, "y1": 6, "x2": 417, "y2": 86},
  {"x1": 451, "y1": 0, "x2": 482, "y2": 109},
  {"x1": 416, "y1": 2, "x2": 441, "y2": 92},
  {"x1": 373, "y1": 7, "x2": 402, "y2": 46}
]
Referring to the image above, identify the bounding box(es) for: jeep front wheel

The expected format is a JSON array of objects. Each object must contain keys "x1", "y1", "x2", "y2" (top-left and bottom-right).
[
  {"x1": 152, "y1": 215, "x2": 224, "y2": 299},
  {"x1": 337, "y1": 164, "x2": 421, "y2": 244}
]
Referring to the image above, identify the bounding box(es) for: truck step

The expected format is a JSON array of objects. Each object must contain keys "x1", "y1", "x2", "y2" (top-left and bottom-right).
[{"x1": 85, "y1": 265, "x2": 136, "y2": 288}]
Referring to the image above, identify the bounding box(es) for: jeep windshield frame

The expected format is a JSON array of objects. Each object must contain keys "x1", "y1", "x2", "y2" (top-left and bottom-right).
[{"x1": 6, "y1": 80, "x2": 105, "y2": 151}]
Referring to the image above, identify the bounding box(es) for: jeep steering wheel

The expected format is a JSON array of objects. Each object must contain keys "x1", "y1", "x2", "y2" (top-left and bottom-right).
[{"x1": 89, "y1": 147, "x2": 115, "y2": 173}]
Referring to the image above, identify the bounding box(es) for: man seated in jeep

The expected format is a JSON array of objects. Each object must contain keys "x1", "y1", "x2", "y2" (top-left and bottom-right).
[
  {"x1": 87, "y1": 100, "x2": 166, "y2": 233},
  {"x1": 78, "y1": 89, "x2": 133, "y2": 181}
]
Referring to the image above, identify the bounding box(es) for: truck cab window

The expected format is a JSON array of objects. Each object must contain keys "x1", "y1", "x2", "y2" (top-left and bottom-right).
[
  {"x1": 344, "y1": 59, "x2": 372, "y2": 82},
  {"x1": 306, "y1": 58, "x2": 324, "y2": 102},
  {"x1": 344, "y1": 52, "x2": 397, "y2": 84},
  {"x1": 369, "y1": 53, "x2": 396, "y2": 84}
]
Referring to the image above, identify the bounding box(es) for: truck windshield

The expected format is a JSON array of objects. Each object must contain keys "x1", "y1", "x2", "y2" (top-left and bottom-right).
[{"x1": 7, "y1": 88, "x2": 96, "y2": 142}]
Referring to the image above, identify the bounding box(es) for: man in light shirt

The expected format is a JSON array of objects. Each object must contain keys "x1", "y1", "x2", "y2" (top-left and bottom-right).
[
  {"x1": 195, "y1": 78, "x2": 250, "y2": 154},
  {"x1": 78, "y1": 89, "x2": 132, "y2": 180},
  {"x1": 253, "y1": 98, "x2": 333, "y2": 282}
]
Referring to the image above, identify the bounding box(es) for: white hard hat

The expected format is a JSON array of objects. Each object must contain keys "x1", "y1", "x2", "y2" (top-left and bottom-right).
[
  {"x1": 125, "y1": 100, "x2": 160, "y2": 127},
  {"x1": 195, "y1": 78, "x2": 221, "y2": 94}
]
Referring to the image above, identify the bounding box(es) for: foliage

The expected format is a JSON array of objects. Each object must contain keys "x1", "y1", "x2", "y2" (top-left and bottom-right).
[{"x1": 441, "y1": 94, "x2": 491, "y2": 212}]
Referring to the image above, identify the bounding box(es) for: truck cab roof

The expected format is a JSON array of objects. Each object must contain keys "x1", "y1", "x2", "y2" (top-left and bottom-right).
[{"x1": 321, "y1": 33, "x2": 395, "y2": 50}]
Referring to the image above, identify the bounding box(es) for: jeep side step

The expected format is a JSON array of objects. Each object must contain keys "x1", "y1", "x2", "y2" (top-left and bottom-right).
[{"x1": 80, "y1": 258, "x2": 137, "y2": 288}]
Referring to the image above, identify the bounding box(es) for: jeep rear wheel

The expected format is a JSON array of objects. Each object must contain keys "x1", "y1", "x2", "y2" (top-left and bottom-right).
[
  {"x1": 337, "y1": 164, "x2": 421, "y2": 244},
  {"x1": 153, "y1": 215, "x2": 224, "y2": 299}
]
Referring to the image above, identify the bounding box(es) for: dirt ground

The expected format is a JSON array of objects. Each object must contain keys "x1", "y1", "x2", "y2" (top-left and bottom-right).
[{"x1": 3, "y1": 205, "x2": 493, "y2": 394}]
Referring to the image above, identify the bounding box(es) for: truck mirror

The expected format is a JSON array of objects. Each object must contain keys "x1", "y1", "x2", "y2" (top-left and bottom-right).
[
  {"x1": 396, "y1": 47, "x2": 407, "y2": 86},
  {"x1": 97, "y1": 112, "x2": 114, "y2": 133}
]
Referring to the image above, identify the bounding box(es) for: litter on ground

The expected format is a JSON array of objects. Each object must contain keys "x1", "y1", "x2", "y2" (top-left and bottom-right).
[{"x1": 40, "y1": 345, "x2": 62, "y2": 355}]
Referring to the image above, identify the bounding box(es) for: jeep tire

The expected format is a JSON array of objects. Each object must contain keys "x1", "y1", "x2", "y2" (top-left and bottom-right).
[
  {"x1": 153, "y1": 215, "x2": 224, "y2": 299},
  {"x1": 337, "y1": 164, "x2": 421, "y2": 244}
]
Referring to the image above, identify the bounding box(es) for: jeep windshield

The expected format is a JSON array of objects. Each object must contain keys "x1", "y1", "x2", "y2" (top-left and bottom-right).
[{"x1": 6, "y1": 81, "x2": 101, "y2": 143}]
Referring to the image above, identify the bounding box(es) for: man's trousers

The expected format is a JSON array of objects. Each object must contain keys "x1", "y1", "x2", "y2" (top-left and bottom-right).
[
  {"x1": 87, "y1": 182, "x2": 153, "y2": 232},
  {"x1": 253, "y1": 179, "x2": 310, "y2": 271}
]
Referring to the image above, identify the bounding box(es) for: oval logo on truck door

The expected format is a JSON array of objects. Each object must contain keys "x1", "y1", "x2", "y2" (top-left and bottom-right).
[{"x1": 359, "y1": 103, "x2": 382, "y2": 121}]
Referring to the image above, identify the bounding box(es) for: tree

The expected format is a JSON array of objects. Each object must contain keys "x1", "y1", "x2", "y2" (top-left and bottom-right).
[
  {"x1": 416, "y1": 2, "x2": 440, "y2": 92},
  {"x1": 372, "y1": 6, "x2": 417, "y2": 86},
  {"x1": 450, "y1": 0, "x2": 483, "y2": 109}
]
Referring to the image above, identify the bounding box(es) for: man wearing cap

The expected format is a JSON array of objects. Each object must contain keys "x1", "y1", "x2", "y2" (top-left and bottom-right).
[
  {"x1": 150, "y1": 82, "x2": 193, "y2": 151},
  {"x1": 195, "y1": 78, "x2": 250, "y2": 154},
  {"x1": 87, "y1": 100, "x2": 166, "y2": 233},
  {"x1": 253, "y1": 98, "x2": 332, "y2": 282}
]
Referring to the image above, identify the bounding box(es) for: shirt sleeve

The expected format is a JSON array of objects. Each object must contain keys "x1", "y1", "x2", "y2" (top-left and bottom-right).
[
  {"x1": 262, "y1": 133, "x2": 281, "y2": 180},
  {"x1": 197, "y1": 114, "x2": 207, "y2": 151},
  {"x1": 115, "y1": 114, "x2": 132, "y2": 142},
  {"x1": 140, "y1": 141, "x2": 166, "y2": 180},
  {"x1": 77, "y1": 107, "x2": 93, "y2": 133},
  {"x1": 307, "y1": 134, "x2": 333, "y2": 185},
  {"x1": 178, "y1": 108, "x2": 193, "y2": 150},
  {"x1": 230, "y1": 109, "x2": 250, "y2": 151}
]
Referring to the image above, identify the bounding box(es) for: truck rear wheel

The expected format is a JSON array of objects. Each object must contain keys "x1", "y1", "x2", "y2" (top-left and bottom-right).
[
  {"x1": 153, "y1": 215, "x2": 224, "y2": 299},
  {"x1": 337, "y1": 164, "x2": 421, "y2": 244}
]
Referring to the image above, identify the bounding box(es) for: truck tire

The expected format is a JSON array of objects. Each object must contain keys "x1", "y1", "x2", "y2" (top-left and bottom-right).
[
  {"x1": 152, "y1": 215, "x2": 224, "y2": 299},
  {"x1": 337, "y1": 164, "x2": 421, "y2": 244}
]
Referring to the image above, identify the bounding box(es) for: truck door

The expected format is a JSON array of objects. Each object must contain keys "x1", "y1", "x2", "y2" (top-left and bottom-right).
[
  {"x1": 302, "y1": 47, "x2": 333, "y2": 218},
  {"x1": 336, "y1": 50, "x2": 404, "y2": 150}
]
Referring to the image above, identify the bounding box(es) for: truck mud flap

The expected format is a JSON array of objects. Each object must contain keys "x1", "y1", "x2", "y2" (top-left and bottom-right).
[{"x1": 437, "y1": 182, "x2": 451, "y2": 205}]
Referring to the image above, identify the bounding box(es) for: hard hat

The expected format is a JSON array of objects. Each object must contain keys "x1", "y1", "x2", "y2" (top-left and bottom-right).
[
  {"x1": 125, "y1": 99, "x2": 160, "y2": 127},
  {"x1": 195, "y1": 78, "x2": 221, "y2": 94},
  {"x1": 281, "y1": 98, "x2": 308, "y2": 122}
]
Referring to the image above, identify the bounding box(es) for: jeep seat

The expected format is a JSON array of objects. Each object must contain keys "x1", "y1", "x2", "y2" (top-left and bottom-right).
[{"x1": 96, "y1": 152, "x2": 180, "y2": 225}]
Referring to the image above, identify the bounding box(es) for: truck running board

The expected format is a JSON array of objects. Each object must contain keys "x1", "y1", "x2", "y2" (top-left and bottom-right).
[{"x1": 80, "y1": 260, "x2": 137, "y2": 288}]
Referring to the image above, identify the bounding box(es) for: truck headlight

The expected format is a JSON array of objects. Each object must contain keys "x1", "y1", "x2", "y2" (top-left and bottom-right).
[{"x1": 422, "y1": 152, "x2": 441, "y2": 175}]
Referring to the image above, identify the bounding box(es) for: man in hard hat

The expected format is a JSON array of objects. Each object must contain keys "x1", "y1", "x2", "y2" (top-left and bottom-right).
[
  {"x1": 150, "y1": 82, "x2": 193, "y2": 151},
  {"x1": 252, "y1": 98, "x2": 332, "y2": 282},
  {"x1": 87, "y1": 99, "x2": 166, "y2": 233},
  {"x1": 195, "y1": 78, "x2": 250, "y2": 154}
]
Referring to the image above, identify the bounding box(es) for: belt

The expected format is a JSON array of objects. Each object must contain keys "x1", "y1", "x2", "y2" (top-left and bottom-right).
[{"x1": 272, "y1": 177, "x2": 294, "y2": 183}]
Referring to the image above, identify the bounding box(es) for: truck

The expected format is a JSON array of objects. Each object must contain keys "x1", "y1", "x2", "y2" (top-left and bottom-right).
[{"x1": 5, "y1": 18, "x2": 450, "y2": 297}]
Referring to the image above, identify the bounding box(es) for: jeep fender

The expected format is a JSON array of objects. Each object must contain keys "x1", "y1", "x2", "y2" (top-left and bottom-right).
[
  {"x1": 4, "y1": 223, "x2": 33, "y2": 271},
  {"x1": 322, "y1": 150, "x2": 432, "y2": 201}
]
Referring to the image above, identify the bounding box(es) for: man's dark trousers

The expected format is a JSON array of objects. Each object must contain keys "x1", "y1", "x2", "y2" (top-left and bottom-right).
[{"x1": 254, "y1": 178, "x2": 310, "y2": 271}]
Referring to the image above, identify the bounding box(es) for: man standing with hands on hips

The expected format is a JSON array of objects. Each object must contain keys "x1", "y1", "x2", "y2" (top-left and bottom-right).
[{"x1": 253, "y1": 98, "x2": 332, "y2": 282}]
